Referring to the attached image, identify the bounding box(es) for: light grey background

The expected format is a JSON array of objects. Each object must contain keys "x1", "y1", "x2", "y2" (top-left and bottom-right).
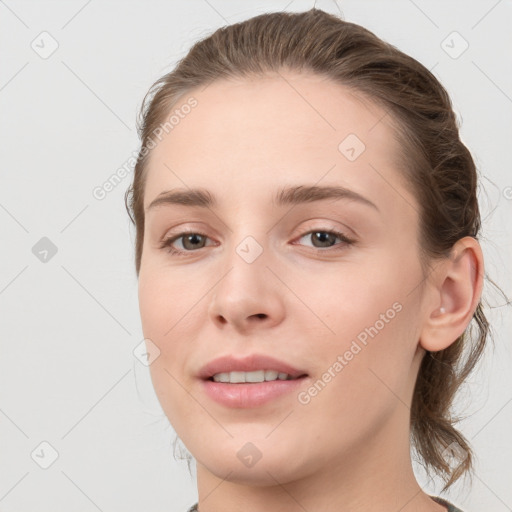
[{"x1": 0, "y1": 1, "x2": 511, "y2": 511}]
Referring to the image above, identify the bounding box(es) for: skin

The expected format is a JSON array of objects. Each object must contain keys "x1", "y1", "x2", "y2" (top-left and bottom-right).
[{"x1": 137, "y1": 70, "x2": 484, "y2": 512}]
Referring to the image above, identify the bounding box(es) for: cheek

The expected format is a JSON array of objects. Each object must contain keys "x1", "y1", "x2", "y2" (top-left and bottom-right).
[
  {"x1": 293, "y1": 303, "x2": 418, "y2": 456},
  {"x1": 294, "y1": 255, "x2": 420, "y2": 400},
  {"x1": 138, "y1": 264, "x2": 196, "y2": 339},
  {"x1": 138, "y1": 264, "x2": 209, "y2": 386},
  {"x1": 290, "y1": 257, "x2": 406, "y2": 342}
]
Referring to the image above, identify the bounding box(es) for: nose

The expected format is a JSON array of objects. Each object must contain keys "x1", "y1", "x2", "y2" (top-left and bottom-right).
[{"x1": 207, "y1": 237, "x2": 286, "y2": 333}]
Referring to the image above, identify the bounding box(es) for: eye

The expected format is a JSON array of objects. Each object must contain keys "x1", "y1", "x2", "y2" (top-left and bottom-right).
[
  {"x1": 294, "y1": 228, "x2": 355, "y2": 251},
  {"x1": 159, "y1": 228, "x2": 355, "y2": 257},
  {"x1": 159, "y1": 230, "x2": 214, "y2": 256}
]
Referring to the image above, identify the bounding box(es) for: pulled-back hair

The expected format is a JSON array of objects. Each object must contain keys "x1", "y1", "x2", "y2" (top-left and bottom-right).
[{"x1": 125, "y1": 8, "x2": 492, "y2": 491}]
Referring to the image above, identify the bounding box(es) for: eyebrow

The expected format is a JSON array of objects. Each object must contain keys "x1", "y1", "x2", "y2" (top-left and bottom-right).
[{"x1": 146, "y1": 184, "x2": 379, "y2": 213}]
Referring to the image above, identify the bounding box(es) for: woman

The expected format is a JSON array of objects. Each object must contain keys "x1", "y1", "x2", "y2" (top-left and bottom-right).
[{"x1": 125, "y1": 8, "x2": 488, "y2": 512}]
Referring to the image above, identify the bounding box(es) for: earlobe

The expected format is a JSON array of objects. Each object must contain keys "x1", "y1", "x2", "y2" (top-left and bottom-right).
[{"x1": 419, "y1": 237, "x2": 484, "y2": 352}]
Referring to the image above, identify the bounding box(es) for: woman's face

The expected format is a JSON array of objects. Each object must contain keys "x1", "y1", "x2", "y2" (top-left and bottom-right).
[{"x1": 138, "y1": 71, "x2": 431, "y2": 484}]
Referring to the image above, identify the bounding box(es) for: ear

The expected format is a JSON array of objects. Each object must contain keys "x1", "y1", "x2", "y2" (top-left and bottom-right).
[{"x1": 419, "y1": 236, "x2": 484, "y2": 352}]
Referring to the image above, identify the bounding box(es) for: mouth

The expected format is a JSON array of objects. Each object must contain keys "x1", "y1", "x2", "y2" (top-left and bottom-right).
[
  {"x1": 205, "y1": 370, "x2": 309, "y2": 383},
  {"x1": 201, "y1": 372, "x2": 310, "y2": 408},
  {"x1": 198, "y1": 353, "x2": 308, "y2": 381}
]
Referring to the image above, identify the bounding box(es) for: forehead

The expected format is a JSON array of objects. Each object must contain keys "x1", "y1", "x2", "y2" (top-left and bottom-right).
[{"x1": 143, "y1": 70, "x2": 408, "y2": 211}]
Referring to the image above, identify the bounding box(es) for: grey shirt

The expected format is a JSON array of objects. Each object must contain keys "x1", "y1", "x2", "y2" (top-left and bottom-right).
[
  {"x1": 430, "y1": 495, "x2": 465, "y2": 512},
  {"x1": 187, "y1": 496, "x2": 465, "y2": 512}
]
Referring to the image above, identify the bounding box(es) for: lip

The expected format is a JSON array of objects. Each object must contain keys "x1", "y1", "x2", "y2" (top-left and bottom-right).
[
  {"x1": 198, "y1": 354, "x2": 309, "y2": 409},
  {"x1": 198, "y1": 354, "x2": 308, "y2": 380},
  {"x1": 201, "y1": 378, "x2": 308, "y2": 408}
]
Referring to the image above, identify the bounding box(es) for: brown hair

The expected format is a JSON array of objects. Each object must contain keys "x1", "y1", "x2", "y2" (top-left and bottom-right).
[{"x1": 125, "y1": 8, "x2": 492, "y2": 491}]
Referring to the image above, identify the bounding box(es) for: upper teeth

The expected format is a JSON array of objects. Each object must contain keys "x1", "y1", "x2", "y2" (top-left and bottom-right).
[{"x1": 212, "y1": 370, "x2": 293, "y2": 383}]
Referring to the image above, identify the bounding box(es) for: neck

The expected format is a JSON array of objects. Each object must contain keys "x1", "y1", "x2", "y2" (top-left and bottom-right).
[{"x1": 193, "y1": 405, "x2": 446, "y2": 512}]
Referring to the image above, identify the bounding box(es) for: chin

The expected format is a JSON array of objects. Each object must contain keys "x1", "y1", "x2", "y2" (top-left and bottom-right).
[{"x1": 193, "y1": 438, "x2": 312, "y2": 486}]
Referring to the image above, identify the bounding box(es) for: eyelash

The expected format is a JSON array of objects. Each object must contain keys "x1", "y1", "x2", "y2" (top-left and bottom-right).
[{"x1": 159, "y1": 228, "x2": 356, "y2": 257}]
